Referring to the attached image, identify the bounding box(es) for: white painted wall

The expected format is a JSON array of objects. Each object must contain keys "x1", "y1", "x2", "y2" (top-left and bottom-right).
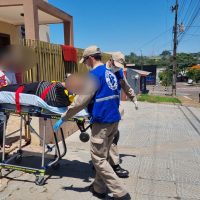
[{"x1": 39, "y1": 0, "x2": 50, "y2": 42}]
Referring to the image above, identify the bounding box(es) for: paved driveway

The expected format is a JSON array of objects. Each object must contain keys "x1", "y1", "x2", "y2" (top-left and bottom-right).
[
  {"x1": 1, "y1": 102, "x2": 200, "y2": 200},
  {"x1": 148, "y1": 82, "x2": 200, "y2": 102}
]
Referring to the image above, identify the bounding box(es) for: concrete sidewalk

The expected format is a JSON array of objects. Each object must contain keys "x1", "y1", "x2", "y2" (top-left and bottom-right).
[{"x1": 1, "y1": 101, "x2": 200, "y2": 200}]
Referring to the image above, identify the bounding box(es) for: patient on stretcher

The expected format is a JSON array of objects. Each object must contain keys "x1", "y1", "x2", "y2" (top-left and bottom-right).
[
  {"x1": 0, "y1": 80, "x2": 76, "y2": 151},
  {"x1": 0, "y1": 81, "x2": 75, "y2": 108},
  {"x1": 0, "y1": 75, "x2": 91, "y2": 151}
]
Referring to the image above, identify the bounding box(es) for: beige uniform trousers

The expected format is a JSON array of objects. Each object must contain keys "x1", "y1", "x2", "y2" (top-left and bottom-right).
[
  {"x1": 109, "y1": 140, "x2": 120, "y2": 166},
  {"x1": 90, "y1": 122, "x2": 127, "y2": 198}
]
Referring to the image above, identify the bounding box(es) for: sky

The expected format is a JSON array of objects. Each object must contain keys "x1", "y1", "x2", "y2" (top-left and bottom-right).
[{"x1": 48, "y1": 0, "x2": 200, "y2": 56}]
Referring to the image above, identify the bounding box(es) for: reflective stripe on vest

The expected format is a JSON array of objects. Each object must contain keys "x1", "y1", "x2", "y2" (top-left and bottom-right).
[{"x1": 95, "y1": 95, "x2": 119, "y2": 102}]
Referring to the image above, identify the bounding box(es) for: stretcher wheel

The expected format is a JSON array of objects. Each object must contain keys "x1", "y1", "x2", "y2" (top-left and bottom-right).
[
  {"x1": 15, "y1": 155, "x2": 22, "y2": 163},
  {"x1": 35, "y1": 176, "x2": 45, "y2": 186},
  {"x1": 52, "y1": 163, "x2": 60, "y2": 170},
  {"x1": 79, "y1": 132, "x2": 90, "y2": 143},
  {"x1": 47, "y1": 145, "x2": 53, "y2": 152}
]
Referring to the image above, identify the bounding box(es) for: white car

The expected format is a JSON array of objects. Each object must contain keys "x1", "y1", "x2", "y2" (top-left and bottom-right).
[{"x1": 187, "y1": 79, "x2": 193, "y2": 84}]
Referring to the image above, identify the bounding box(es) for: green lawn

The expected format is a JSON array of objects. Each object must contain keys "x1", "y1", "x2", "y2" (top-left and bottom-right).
[{"x1": 138, "y1": 94, "x2": 181, "y2": 104}]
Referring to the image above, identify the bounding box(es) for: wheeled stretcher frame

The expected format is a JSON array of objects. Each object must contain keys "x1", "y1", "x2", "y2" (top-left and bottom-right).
[{"x1": 0, "y1": 104, "x2": 91, "y2": 186}]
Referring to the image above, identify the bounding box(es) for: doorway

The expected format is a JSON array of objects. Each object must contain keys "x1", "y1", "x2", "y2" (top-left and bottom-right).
[{"x1": 0, "y1": 33, "x2": 10, "y2": 47}]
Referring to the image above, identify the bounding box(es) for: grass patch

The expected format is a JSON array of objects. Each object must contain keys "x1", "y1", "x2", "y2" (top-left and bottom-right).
[{"x1": 138, "y1": 94, "x2": 181, "y2": 104}]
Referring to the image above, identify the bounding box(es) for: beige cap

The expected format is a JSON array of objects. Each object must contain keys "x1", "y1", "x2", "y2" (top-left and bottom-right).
[
  {"x1": 79, "y1": 45, "x2": 101, "y2": 63},
  {"x1": 111, "y1": 52, "x2": 125, "y2": 68}
]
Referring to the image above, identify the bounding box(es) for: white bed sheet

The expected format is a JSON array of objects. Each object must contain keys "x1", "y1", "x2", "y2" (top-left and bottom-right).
[{"x1": 0, "y1": 91, "x2": 89, "y2": 117}]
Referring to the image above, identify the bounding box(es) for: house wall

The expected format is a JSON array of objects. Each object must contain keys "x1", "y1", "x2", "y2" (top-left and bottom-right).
[
  {"x1": 39, "y1": 25, "x2": 50, "y2": 42},
  {"x1": 39, "y1": 0, "x2": 50, "y2": 42},
  {"x1": 127, "y1": 68, "x2": 141, "y2": 95},
  {"x1": 0, "y1": 21, "x2": 21, "y2": 44},
  {"x1": 127, "y1": 65, "x2": 157, "y2": 85}
]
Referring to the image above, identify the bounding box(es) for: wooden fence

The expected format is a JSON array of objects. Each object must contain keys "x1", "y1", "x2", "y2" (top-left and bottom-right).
[{"x1": 21, "y1": 40, "x2": 111, "y2": 82}]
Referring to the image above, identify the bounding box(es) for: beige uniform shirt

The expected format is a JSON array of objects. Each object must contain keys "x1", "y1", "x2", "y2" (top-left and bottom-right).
[{"x1": 120, "y1": 76, "x2": 137, "y2": 102}]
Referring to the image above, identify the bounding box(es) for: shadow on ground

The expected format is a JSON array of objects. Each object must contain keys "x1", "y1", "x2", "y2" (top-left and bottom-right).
[{"x1": 1, "y1": 150, "x2": 95, "y2": 185}]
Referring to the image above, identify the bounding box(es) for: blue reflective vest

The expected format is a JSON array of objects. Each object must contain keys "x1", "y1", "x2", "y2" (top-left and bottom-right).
[
  {"x1": 115, "y1": 69, "x2": 124, "y2": 93},
  {"x1": 88, "y1": 64, "x2": 121, "y2": 123}
]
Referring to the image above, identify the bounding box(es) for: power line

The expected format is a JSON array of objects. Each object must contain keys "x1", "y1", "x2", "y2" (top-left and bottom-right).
[
  {"x1": 185, "y1": 0, "x2": 200, "y2": 26},
  {"x1": 134, "y1": 0, "x2": 172, "y2": 54},
  {"x1": 179, "y1": 0, "x2": 187, "y2": 20},
  {"x1": 183, "y1": 25, "x2": 200, "y2": 27},
  {"x1": 179, "y1": 0, "x2": 193, "y2": 23},
  {"x1": 179, "y1": 3, "x2": 200, "y2": 43},
  {"x1": 181, "y1": 0, "x2": 197, "y2": 24},
  {"x1": 152, "y1": 39, "x2": 173, "y2": 55},
  {"x1": 179, "y1": 37, "x2": 200, "y2": 44},
  {"x1": 178, "y1": 0, "x2": 200, "y2": 42},
  {"x1": 137, "y1": 28, "x2": 172, "y2": 50},
  {"x1": 184, "y1": 33, "x2": 200, "y2": 37}
]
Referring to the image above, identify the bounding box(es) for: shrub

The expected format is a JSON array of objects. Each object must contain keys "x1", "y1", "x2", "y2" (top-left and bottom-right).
[{"x1": 187, "y1": 65, "x2": 200, "y2": 83}]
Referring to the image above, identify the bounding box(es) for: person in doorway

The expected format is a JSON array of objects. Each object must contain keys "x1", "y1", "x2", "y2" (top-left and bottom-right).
[
  {"x1": 0, "y1": 48, "x2": 17, "y2": 149},
  {"x1": 53, "y1": 46, "x2": 131, "y2": 200}
]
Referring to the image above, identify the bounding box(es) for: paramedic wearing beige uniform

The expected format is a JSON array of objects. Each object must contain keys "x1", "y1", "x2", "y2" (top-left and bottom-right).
[
  {"x1": 106, "y1": 52, "x2": 138, "y2": 178},
  {"x1": 53, "y1": 46, "x2": 131, "y2": 200}
]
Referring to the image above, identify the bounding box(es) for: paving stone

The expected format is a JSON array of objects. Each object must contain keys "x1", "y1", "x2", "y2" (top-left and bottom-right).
[
  {"x1": 171, "y1": 160, "x2": 200, "y2": 184},
  {"x1": 136, "y1": 179, "x2": 177, "y2": 198},
  {"x1": 136, "y1": 194, "x2": 177, "y2": 200},
  {"x1": 177, "y1": 182, "x2": 200, "y2": 199},
  {"x1": 1, "y1": 102, "x2": 200, "y2": 200}
]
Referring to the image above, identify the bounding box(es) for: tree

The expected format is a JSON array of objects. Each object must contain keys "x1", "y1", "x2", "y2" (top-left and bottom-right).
[
  {"x1": 125, "y1": 52, "x2": 138, "y2": 63},
  {"x1": 186, "y1": 65, "x2": 200, "y2": 83},
  {"x1": 158, "y1": 67, "x2": 173, "y2": 86},
  {"x1": 177, "y1": 53, "x2": 198, "y2": 67},
  {"x1": 125, "y1": 52, "x2": 199, "y2": 69},
  {"x1": 160, "y1": 50, "x2": 171, "y2": 57}
]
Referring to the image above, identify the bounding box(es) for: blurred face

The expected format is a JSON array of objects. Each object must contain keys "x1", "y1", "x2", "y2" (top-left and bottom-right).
[
  {"x1": 83, "y1": 56, "x2": 95, "y2": 69},
  {"x1": 65, "y1": 74, "x2": 85, "y2": 94},
  {"x1": 0, "y1": 46, "x2": 36, "y2": 72},
  {"x1": 108, "y1": 59, "x2": 121, "y2": 73},
  {"x1": 107, "y1": 59, "x2": 112, "y2": 68},
  {"x1": 0, "y1": 57, "x2": 16, "y2": 71},
  {"x1": 65, "y1": 73, "x2": 98, "y2": 94}
]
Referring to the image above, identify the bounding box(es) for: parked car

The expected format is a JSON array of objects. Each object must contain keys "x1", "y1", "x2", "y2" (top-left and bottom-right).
[{"x1": 187, "y1": 79, "x2": 193, "y2": 85}]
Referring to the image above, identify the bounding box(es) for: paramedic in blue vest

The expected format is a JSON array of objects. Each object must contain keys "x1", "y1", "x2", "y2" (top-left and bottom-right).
[
  {"x1": 106, "y1": 52, "x2": 138, "y2": 179},
  {"x1": 53, "y1": 46, "x2": 131, "y2": 200}
]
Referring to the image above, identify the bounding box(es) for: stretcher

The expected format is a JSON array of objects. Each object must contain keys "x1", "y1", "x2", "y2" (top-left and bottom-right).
[{"x1": 0, "y1": 92, "x2": 91, "y2": 186}]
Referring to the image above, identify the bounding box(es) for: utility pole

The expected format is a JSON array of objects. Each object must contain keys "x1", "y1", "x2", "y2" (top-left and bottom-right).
[{"x1": 172, "y1": 0, "x2": 178, "y2": 96}]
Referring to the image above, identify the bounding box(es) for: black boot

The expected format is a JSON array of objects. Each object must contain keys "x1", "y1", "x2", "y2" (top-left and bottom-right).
[
  {"x1": 88, "y1": 184, "x2": 106, "y2": 199},
  {"x1": 112, "y1": 165, "x2": 129, "y2": 178},
  {"x1": 107, "y1": 193, "x2": 131, "y2": 200}
]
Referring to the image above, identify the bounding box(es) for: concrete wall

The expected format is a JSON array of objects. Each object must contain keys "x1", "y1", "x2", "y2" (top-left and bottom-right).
[
  {"x1": 39, "y1": 25, "x2": 50, "y2": 42},
  {"x1": 0, "y1": 21, "x2": 20, "y2": 44}
]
